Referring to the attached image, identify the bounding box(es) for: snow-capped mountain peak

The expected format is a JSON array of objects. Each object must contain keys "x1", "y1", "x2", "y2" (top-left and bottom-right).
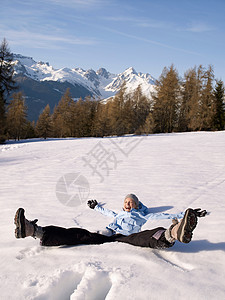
[{"x1": 13, "y1": 53, "x2": 155, "y2": 99}]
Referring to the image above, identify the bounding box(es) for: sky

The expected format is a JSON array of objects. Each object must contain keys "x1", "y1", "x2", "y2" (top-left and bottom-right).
[{"x1": 1, "y1": 0, "x2": 225, "y2": 81}]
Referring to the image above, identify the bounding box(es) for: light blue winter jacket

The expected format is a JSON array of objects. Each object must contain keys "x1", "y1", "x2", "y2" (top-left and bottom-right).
[{"x1": 94, "y1": 202, "x2": 184, "y2": 236}]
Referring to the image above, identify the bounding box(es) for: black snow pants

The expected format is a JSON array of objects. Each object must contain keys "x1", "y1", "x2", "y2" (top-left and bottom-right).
[
  {"x1": 114, "y1": 227, "x2": 175, "y2": 249},
  {"x1": 41, "y1": 226, "x2": 174, "y2": 249}
]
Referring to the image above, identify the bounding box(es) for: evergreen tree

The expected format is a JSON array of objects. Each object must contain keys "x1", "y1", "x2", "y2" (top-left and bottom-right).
[
  {"x1": 72, "y1": 98, "x2": 89, "y2": 137},
  {"x1": 186, "y1": 66, "x2": 204, "y2": 131},
  {"x1": 36, "y1": 104, "x2": 53, "y2": 139},
  {"x1": 25, "y1": 121, "x2": 36, "y2": 139},
  {"x1": 122, "y1": 94, "x2": 136, "y2": 134},
  {"x1": 132, "y1": 85, "x2": 151, "y2": 134},
  {"x1": 213, "y1": 80, "x2": 225, "y2": 130},
  {"x1": 107, "y1": 82, "x2": 134, "y2": 136},
  {"x1": 0, "y1": 38, "x2": 17, "y2": 142},
  {"x1": 73, "y1": 97, "x2": 95, "y2": 137},
  {"x1": 6, "y1": 92, "x2": 27, "y2": 140},
  {"x1": 52, "y1": 88, "x2": 74, "y2": 137},
  {"x1": 152, "y1": 65, "x2": 181, "y2": 133},
  {"x1": 179, "y1": 68, "x2": 197, "y2": 131},
  {"x1": 92, "y1": 101, "x2": 110, "y2": 137},
  {"x1": 138, "y1": 111, "x2": 155, "y2": 134},
  {"x1": 200, "y1": 65, "x2": 215, "y2": 130}
]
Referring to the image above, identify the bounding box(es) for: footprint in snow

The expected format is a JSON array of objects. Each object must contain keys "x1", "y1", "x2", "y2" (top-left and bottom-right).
[
  {"x1": 16, "y1": 246, "x2": 44, "y2": 260},
  {"x1": 32, "y1": 266, "x2": 112, "y2": 300}
]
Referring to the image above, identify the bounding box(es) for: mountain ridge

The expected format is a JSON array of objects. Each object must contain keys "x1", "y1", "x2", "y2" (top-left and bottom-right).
[{"x1": 11, "y1": 54, "x2": 156, "y2": 121}]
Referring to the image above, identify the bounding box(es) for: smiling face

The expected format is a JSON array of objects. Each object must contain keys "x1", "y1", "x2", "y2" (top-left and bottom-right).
[{"x1": 123, "y1": 197, "x2": 138, "y2": 212}]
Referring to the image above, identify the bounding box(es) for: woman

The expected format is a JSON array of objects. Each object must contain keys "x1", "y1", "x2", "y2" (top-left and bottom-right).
[{"x1": 14, "y1": 194, "x2": 207, "y2": 249}]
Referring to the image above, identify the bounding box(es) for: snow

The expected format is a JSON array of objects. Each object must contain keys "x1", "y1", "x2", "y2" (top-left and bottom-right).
[
  {"x1": 13, "y1": 54, "x2": 155, "y2": 99},
  {"x1": 1, "y1": 131, "x2": 225, "y2": 299},
  {"x1": 105, "y1": 67, "x2": 156, "y2": 99}
]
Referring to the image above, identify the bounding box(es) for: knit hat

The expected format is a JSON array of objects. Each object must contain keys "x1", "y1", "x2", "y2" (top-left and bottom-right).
[{"x1": 124, "y1": 194, "x2": 139, "y2": 207}]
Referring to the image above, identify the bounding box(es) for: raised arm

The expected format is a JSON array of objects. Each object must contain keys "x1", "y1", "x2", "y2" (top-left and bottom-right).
[
  {"x1": 87, "y1": 200, "x2": 117, "y2": 218},
  {"x1": 144, "y1": 211, "x2": 185, "y2": 220}
]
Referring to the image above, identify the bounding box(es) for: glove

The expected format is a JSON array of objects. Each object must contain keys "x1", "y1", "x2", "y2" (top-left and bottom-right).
[
  {"x1": 87, "y1": 200, "x2": 98, "y2": 209},
  {"x1": 193, "y1": 208, "x2": 207, "y2": 217}
]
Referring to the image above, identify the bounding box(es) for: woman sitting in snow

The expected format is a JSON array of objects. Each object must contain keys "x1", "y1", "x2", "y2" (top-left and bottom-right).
[{"x1": 14, "y1": 194, "x2": 207, "y2": 249}]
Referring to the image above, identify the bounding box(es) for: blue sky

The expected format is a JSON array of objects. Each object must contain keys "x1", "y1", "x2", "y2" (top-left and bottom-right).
[{"x1": 1, "y1": 0, "x2": 225, "y2": 81}]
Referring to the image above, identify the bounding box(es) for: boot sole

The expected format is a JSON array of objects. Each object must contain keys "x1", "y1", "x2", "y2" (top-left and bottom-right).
[
  {"x1": 14, "y1": 208, "x2": 26, "y2": 238},
  {"x1": 177, "y1": 208, "x2": 198, "y2": 243}
]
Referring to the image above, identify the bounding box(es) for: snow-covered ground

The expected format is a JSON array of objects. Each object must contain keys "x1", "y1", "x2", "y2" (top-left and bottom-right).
[{"x1": 1, "y1": 132, "x2": 225, "y2": 299}]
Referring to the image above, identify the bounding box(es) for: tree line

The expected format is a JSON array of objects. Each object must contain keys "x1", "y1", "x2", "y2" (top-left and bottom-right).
[{"x1": 1, "y1": 39, "x2": 225, "y2": 142}]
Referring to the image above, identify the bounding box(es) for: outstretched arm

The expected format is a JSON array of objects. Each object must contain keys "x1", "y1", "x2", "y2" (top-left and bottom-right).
[
  {"x1": 144, "y1": 211, "x2": 185, "y2": 220},
  {"x1": 87, "y1": 200, "x2": 117, "y2": 218},
  {"x1": 144, "y1": 208, "x2": 207, "y2": 221}
]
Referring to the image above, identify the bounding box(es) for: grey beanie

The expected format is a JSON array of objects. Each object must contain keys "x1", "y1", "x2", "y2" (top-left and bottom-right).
[{"x1": 125, "y1": 194, "x2": 139, "y2": 207}]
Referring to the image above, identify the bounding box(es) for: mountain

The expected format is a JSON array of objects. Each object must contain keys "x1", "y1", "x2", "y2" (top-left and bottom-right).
[{"x1": 11, "y1": 54, "x2": 156, "y2": 121}]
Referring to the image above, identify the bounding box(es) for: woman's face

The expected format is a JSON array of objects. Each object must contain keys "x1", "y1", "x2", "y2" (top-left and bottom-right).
[{"x1": 123, "y1": 197, "x2": 138, "y2": 212}]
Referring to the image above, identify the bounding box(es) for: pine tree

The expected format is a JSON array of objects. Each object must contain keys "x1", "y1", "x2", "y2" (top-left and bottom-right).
[
  {"x1": 179, "y1": 68, "x2": 196, "y2": 131},
  {"x1": 0, "y1": 38, "x2": 17, "y2": 142},
  {"x1": 107, "y1": 82, "x2": 136, "y2": 136},
  {"x1": 200, "y1": 65, "x2": 215, "y2": 130},
  {"x1": 36, "y1": 104, "x2": 53, "y2": 139},
  {"x1": 52, "y1": 88, "x2": 74, "y2": 137},
  {"x1": 25, "y1": 121, "x2": 36, "y2": 139},
  {"x1": 132, "y1": 85, "x2": 151, "y2": 134},
  {"x1": 108, "y1": 83, "x2": 127, "y2": 136},
  {"x1": 72, "y1": 98, "x2": 88, "y2": 137},
  {"x1": 138, "y1": 111, "x2": 155, "y2": 134},
  {"x1": 213, "y1": 80, "x2": 225, "y2": 130},
  {"x1": 186, "y1": 66, "x2": 204, "y2": 131},
  {"x1": 92, "y1": 101, "x2": 110, "y2": 137},
  {"x1": 152, "y1": 65, "x2": 181, "y2": 133},
  {"x1": 6, "y1": 92, "x2": 27, "y2": 140}
]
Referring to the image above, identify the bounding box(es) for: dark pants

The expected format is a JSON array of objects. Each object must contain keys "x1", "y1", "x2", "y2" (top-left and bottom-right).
[
  {"x1": 114, "y1": 227, "x2": 175, "y2": 249},
  {"x1": 41, "y1": 226, "x2": 174, "y2": 249}
]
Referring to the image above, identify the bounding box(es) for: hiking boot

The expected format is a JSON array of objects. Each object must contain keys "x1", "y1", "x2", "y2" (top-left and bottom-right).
[
  {"x1": 14, "y1": 208, "x2": 38, "y2": 238},
  {"x1": 176, "y1": 208, "x2": 198, "y2": 243}
]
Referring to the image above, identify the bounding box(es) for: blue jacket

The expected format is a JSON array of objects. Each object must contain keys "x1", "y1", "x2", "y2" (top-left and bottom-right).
[{"x1": 94, "y1": 202, "x2": 184, "y2": 236}]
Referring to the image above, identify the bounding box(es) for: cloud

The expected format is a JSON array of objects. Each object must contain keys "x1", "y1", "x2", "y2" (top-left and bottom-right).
[
  {"x1": 0, "y1": 26, "x2": 96, "y2": 50},
  {"x1": 102, "y1": 27, "x2": 201, "y2": 56},
  {"x1": 104, "y1": 15, "x2": 169, "y2": 30},
  {"x1": 47, "y1": 0, "x2": 106, "y2": 8},
  {"x1": 186, "y1": 22, "x2": 215, "y2": 33}
]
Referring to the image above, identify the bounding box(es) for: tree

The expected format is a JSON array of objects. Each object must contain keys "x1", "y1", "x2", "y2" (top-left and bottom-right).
[
  {"x1": 138, "y1": 111, "x2": 155, "y2": 134},
  {"x1": 72, "y1": 97, "x2": 95, "y2": 137},
  {"x1": 92, "y1": 101, "x2": 110, "y2": 137},
  {"x1": 0, "y1": 38, "x2": 17, "y2": 142},
  {"x1": 185, "y1": 66, "x2": 204, "y2": 131},
  {"x1": 213, "y1": 80, "x2": 225, "y2": 130},
  {"x1": 52, "y1": 88, "x2": 74, "y2": 137},
  {"x1": 6, "y1": 92, "x2": 27, "y2": 140},
  {"x1": 179, "y1": 68, "x2": 196, "y2": 131},
  {"x1": 132, "y1": 85, "x2": 151, "y2": 134},
  {"x1": 199, "y1": 65, "x2": 215, "y2": 130},
  {"x1": 107, "y1": 82, "x2": 135, "y2": 136},
  {"x1": 36, "y1": 104, "x2": 53, "y2": 139},
  {"x1": 152, "y1": 65, "x2": 181, "y2": 133}
]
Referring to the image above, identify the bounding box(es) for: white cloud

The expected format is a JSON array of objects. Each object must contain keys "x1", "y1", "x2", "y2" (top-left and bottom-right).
[
  {"x1": 0, "y1": 26, "x2": 96, "y2": 50},
  {"x1": 186, "y1": 22, "x2": 215, "y2": 33},
  {"x1": 102, "y1": 27, "x2": 200, "y2": 56},
  {"x1": 47, "y1": 0, "x2": 106, "y2": 8},
  {"x1": 104, "y1": 16, "x2": 169, "y2": 30}
]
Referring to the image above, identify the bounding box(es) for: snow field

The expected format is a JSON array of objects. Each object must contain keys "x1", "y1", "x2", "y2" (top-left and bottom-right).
[{"x1": 0, "y1": 131, "x2": 225, "y2": 299}]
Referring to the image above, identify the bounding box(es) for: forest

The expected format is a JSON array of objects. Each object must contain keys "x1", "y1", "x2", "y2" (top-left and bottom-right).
[{"x1": 1, "y1": 39, "x2": 225, "y2": 142}]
